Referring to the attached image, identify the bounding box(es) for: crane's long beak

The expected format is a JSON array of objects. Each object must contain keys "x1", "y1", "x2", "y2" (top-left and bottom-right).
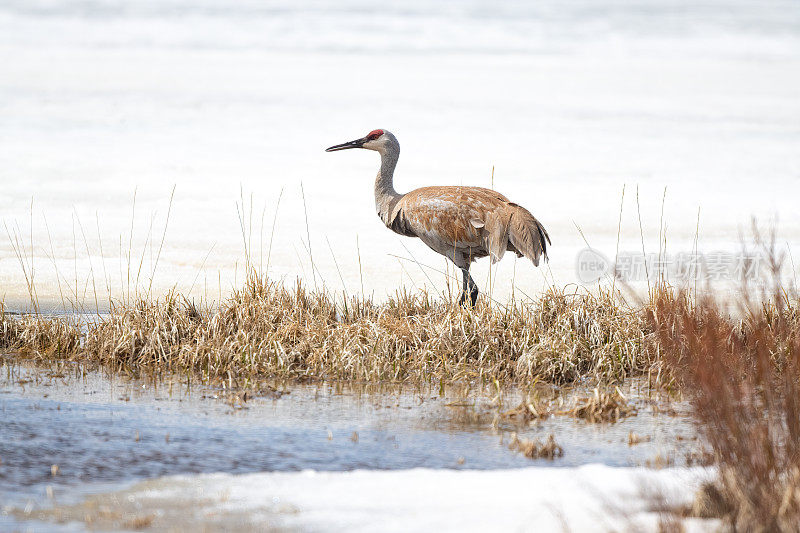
[{"x1": 325, "y1": 137, "x2": 366, "y2": 152}]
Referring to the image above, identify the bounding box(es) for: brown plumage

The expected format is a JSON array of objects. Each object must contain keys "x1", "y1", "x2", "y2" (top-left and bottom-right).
[
  {"x1": 326, "y1": 129, "x2": 551, "y2": 306},
  {"x1": 387, "y1": 186, "x2": 550, "y2": 266}
]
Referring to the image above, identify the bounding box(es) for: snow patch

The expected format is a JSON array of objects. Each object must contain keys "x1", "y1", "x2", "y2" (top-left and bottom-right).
[{"x1": 131, "y1": 465, "x2": 716, "y2": 532}]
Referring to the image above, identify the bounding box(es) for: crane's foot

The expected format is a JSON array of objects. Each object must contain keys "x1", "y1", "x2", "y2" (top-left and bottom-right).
[{"x1": 458, "y1": 288, "x2": 479, "y2": 307}]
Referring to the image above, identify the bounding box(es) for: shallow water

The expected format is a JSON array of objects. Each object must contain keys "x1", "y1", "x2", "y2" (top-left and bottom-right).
[{"x1": 0, "y1": 361, "x2": 701, "y2": 530}]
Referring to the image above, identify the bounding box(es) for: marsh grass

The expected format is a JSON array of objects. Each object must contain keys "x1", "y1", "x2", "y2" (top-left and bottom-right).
[
  {"x1": 1, "y1": 305, "x2": 80, "y2": 357},
  {"x1": 0, "y1": 187, "x2": 666, "y2": 389},
  {"x1": 508, "y1": 433, "x2": 564, "y2": 460},
  {"x1": 565, "y1": 387, "x2": 637, "y2": 423},
  {"x1": 501, "y1": 397, "x2": 552, "y2": 424},
  {"x1": 1, "y1": 273, "x2": 659, "y2": 387},
  {"x1": 649, "y1": 236, "x2": 800, "y2": 531},
  {"x1": 500, "y1": 386, "x2": 638, "y2": 425}
]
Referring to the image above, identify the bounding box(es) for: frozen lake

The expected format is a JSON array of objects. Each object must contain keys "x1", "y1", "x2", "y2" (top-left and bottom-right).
[{"x1": 1, "y1": 0, "x2": 799, "y2": 309}]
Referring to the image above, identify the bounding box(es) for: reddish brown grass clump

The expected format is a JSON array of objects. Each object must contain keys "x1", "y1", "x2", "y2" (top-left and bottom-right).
[{"x1": 650, "y1": 261, "x2": 800, "y2": 530}]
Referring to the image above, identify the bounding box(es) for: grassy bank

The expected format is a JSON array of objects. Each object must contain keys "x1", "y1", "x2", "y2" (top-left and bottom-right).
[{"x1": 1, "y1": 273, "x2": 656, "y2": 387}]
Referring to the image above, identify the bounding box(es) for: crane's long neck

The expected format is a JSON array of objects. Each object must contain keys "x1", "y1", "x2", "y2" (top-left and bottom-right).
[{"x1": 375, "y1": 145, "x2": 402, "y2": 225}]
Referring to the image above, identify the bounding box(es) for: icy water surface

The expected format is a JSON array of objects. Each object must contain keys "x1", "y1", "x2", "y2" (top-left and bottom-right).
[
  {"x1": 0, "y1": 360, "x2": 702, "y2": 530},
  {"x1": 1, "y1": 0, "x2": 798, "y2": 308}
]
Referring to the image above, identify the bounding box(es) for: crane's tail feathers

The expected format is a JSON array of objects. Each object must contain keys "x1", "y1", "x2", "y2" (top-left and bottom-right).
[
  {"x1": 507, "y1": 204, "x2": 550, "y2": 267},
  {"x1": 484, "y1": 211, "x2": 509, "y2": 264}
]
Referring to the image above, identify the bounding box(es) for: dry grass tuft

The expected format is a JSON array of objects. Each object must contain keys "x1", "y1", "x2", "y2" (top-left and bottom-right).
[
  {"x1": 2, "y1": 274, "x2": 658, "y2": 387},
  {"x1": 564, "y1": 387, "x2": 636, "y2": 423},
  {"x1": 123, "y1": 514, "x2": 156, "y2": 530},
  {"x1": 501, "y1": 397, "x2": 551, "y2": 424},
  {"x1": 508, "y1": 433, "x2": 564, "y2": 460},
  {"x1": 627, "y1": 431, "x2": 650, "y2": 446},
  {"x1": 650, "y1": 239, "x2": 800, "y2": 530},
  {"x1": 1, "y1": 305, "x2": 80, "y2": 357}
]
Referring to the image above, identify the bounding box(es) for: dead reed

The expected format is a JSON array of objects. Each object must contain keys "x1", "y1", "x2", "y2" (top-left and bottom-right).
[
  {"x1": 508, "y1": 433, "x2": 564, "y2": 459},
  {"x1": 501, "y1": 397, "x2": 551, "y2": 424},
  {"x1": 650, "y1": 249, "x2": 800, "y2": 530},
  {"x1": 1, "y1": 273, "x2": 658, "y2": 387},
  {"x1": 1, "y1": 306, "x2": 80, "y2": 357},
  {"x1": 564, "y1": 387, "x2": 636, "y2": 423},
  {"x1": 500, "y1": 386, "x2": 637, "y2": 425}
]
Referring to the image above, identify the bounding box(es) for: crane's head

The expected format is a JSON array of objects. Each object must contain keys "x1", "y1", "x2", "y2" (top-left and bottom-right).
[{"x1": 325, "y1": 129, "x2": 397, "y2": 153}]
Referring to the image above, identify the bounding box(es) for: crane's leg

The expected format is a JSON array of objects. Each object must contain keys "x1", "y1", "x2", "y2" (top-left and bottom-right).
[{"x1": 459, "y1": 267, "x2": 479, "y2": 307}]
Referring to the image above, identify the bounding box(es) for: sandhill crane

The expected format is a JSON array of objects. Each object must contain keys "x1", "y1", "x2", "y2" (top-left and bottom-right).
[{"x1": 326, "y1": 129, "x2": 550, "y2": 306}]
